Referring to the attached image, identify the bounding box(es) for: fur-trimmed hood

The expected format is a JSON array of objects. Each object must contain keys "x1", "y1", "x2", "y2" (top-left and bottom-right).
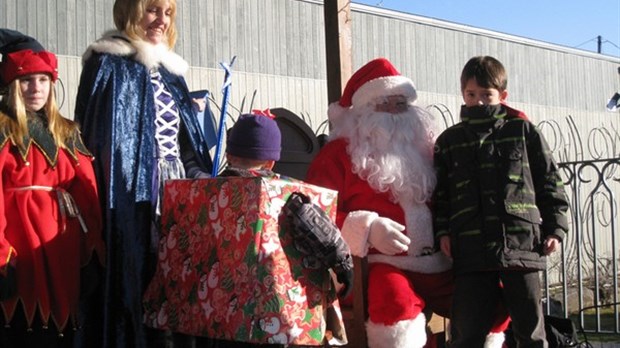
[{"x1": 82, "y1": 30, "x2": 188, "y2": 76}]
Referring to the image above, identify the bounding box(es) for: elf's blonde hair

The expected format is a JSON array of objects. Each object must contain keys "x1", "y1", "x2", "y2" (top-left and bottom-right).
[{"x1": 0, "y1": 78, "x2": 78, "y2": 149}]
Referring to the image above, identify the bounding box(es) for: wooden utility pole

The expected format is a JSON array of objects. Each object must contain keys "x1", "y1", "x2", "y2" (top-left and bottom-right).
[
  {"x1": 323, "y1": 0, "x2": 352, "y2": 104},
  {"x1": 324, "y1": 3, "x2": 369, "y2": 348}
]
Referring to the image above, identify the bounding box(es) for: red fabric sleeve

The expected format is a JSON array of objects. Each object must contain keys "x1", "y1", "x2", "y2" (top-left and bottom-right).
[
  {"x1": 68, "y1": 151, "x2": 106, "y2": 266},
  {"x1": 0, "y1": 144, "x2": 17, "y2": 274},
  {"x1": 306, "y1": 140, "x2": 349, "y2": 229}
]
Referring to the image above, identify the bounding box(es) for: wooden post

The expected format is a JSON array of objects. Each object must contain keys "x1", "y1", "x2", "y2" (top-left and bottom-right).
[
  {"x1": 324, "y1": 4, "x2": 368, "y2": 347},
  {"x1": 323, "y1": 0, "x2": 352, "y2": 104}
]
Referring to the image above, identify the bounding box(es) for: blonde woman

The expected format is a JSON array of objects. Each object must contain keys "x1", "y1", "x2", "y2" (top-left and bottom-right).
[
  {"x1": 74, "y1": 0, "x2": 212, "y2": 347},
  {"x1": 0, "y1": 30, "x2": 104, "y2": 348}
]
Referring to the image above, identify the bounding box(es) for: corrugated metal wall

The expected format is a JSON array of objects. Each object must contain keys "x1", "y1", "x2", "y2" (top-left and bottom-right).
[
  {"x1": 1, "y1": 0, "x2": 331, "y2": 126},
  {"x1": 2, "y1": 0, "x2": 619, "y2": 159}
]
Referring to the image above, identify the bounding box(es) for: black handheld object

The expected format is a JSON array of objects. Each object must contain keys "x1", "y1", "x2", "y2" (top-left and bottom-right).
[{"x1": 283, "y1": 192, "x2": 354, "y2": 298}]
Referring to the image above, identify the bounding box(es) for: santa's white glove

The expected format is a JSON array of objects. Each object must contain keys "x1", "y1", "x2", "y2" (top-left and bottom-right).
[{"x1": 368, "y1": 217, "x2": 410, "y2": 255}]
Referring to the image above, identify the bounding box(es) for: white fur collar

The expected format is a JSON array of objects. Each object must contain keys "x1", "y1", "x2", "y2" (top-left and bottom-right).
[{"x1": 82, "y1": 30, "x2": 188, "y2": 76}]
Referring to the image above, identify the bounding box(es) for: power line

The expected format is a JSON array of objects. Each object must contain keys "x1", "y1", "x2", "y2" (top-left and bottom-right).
[
  {"x1": 603, "y1": 39, "x2": 620, "y2": 50},
  {"x1": 574, "y1": 37, "x2": 598, "y2": 49},
  {"x1": 573, "y1": 35, "x2": 620, "y2": 54}
]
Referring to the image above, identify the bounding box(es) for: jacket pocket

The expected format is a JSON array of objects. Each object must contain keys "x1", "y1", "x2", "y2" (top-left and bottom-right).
[
  {"x1": 498, "y1": 141, "x2": 526, "y2": 190},
  {"x1": 503, "y1": 200, "x2": 542, "y2": 252}
]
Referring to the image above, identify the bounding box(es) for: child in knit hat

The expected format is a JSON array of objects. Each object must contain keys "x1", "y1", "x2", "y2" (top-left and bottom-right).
[
  {"x1": 210, "y1": 109, "x2": 353, "y2": 347},
  {"x1": 221, "y1": 109, "x2": 282, "y2": 176}
]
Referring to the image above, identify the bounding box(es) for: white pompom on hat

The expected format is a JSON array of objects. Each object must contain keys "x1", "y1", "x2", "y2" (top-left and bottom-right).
[{"x1": 328, "y1": 58, "x2": 417, "y2": 125}]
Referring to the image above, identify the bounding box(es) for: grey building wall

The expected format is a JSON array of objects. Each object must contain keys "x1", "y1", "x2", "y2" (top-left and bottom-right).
[{"x1": 1, "y1": 0, "x2": 619, "y2": 160}]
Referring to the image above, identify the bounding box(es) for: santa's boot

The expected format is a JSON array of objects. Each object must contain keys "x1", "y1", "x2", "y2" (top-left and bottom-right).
[
  {"x1": 484, "y1": 331, "x2": 505, "y2": 348},
  {"x1": 366, "y1": 314, "x2": 426, "y2": 348}
]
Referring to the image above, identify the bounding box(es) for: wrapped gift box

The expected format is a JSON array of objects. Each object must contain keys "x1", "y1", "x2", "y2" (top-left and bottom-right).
[{"x1": 143, "y1": 176, "x2": 346, "y2": 345}]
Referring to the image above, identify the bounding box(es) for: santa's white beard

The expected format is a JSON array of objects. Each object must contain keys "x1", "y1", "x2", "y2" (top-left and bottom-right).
[{"x1": 337, "y1": 104, "x2": 437, "y2": 204}]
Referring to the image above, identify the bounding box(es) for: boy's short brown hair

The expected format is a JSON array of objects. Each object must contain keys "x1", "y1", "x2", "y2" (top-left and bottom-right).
[{"x1": 460, "y1": 56, "x2": 507, "y2": 92}]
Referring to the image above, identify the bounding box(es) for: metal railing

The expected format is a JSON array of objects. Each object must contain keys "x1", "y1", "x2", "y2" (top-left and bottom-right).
[{"x1": 544, "y1": 158, "x2": 619, "y2": 334}]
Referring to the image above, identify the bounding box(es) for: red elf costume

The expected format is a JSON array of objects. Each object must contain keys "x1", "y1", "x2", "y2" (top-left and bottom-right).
[{"x1": 0, "y1": 29, "x2": 105, "y2": 347}]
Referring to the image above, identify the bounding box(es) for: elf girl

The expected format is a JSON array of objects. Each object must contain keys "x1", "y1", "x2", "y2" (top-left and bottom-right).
[{"x1": 0, "y1": 30, "x2": 104, "y2": 348}]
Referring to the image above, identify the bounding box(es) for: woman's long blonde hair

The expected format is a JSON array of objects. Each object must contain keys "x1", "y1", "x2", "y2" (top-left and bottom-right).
[
  {"x1": 0, "y1": 78, "x2": 78, "y2": 149},
  {"x1": 113, "y1": 0, "x2": 178, "y2": 48}
]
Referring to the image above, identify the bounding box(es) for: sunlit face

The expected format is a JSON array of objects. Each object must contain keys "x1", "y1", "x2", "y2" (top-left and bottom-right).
[
  {"x1": 139, "y1": 1, "x2": 173, "y2": 45},
  {"x1": 462, "y1": 78, "x2": 507, "y2": 107},
  {"x1": 19, "y1": 73, "x2": 51, "y2": 112},
  {"x1": 374, "y1": 95, "x2": 409, "y2": 114}
]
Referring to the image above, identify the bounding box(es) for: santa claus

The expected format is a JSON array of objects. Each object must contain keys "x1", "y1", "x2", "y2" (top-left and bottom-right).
[{"x1": 306, "y1": 58, "x2": 507, "y2": 348}]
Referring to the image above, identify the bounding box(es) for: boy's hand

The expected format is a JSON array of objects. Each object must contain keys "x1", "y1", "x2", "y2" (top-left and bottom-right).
[
  {"x1": 439, "y1": 236, "x2": 451, "y2": 258},
  {"x1": 543, "y1": 236, "x2": 561, "y2": 255}
]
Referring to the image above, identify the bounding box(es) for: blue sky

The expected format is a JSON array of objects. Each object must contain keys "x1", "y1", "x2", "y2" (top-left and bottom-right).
[{"x1": 354, "y1": 0, "x2": 620, "y2": 57}]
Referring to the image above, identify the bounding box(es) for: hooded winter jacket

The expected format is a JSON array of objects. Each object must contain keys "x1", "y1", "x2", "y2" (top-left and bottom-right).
[{"x1": 433, "y1": 104, "x2": 569, "y2": 274}]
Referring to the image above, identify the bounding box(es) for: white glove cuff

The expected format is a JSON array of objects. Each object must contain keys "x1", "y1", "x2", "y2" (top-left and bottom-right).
[{"x1": 341, "y1": 210, "x2": 379, "y2": 257}]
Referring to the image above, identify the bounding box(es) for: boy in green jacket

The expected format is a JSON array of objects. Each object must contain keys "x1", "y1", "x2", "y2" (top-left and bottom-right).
[{"x1": 433, "y1": 56, "x2": 570, "y2": 348}]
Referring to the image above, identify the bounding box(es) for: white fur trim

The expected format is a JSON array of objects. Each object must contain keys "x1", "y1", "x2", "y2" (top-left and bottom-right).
[
  {"x1": 327, "y1": 102, "x2": 349, "y2": 129},
  {"x1": 82, "y1": 31, "x2": 133, "y2": 63},
  {"x1": 341, "y1": 211, "x2": 378, "y2": 257},
  {"x1": 368, "y1": 251, "x2": 452, "y2": 274},
  {"x1": 351, "y1": 75, "x2": 417, "y2": 107},
  {"x1": 82, "y1": 30, "x2": 188, "y2": 76},
  {"x1": 484, "y1": 331, "x2": 505, "y2": 348},
  {"x1": 366, "y1": 315, "x2": 427, "y2": 348}
]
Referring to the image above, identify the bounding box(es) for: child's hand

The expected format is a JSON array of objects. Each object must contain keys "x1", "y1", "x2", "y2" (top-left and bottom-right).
[
  {"x1": 439, "y1": 236, "x2": 451, "y2": 258},
  {"x1": 543, "y1": 236, "x2": 561, "y2": 255},
  {"x1": 335, "y1": 266, "x2": 354, "y2": 299},
  {"x1": 192, "y1": 98, "x2": 206, "y2": 112}
]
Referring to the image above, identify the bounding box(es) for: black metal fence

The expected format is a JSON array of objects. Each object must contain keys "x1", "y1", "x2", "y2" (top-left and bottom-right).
[
  {"x1": 539, "y1": 116, "x2": 620, "y2": 335},
  {"x1": 545, "y1": 157, "x2": 619, "y2": 334}
]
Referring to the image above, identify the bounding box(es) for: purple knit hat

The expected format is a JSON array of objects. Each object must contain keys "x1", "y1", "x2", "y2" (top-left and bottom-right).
[{"x1": 227, "y1": 110, "x2": 281, "y2": 161}]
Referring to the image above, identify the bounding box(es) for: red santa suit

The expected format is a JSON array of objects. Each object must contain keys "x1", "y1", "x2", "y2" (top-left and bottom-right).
[
  {"x1": 306, "y1": 58, "x2": 508, "y2": 348},
  {"x1": 309, "y1": 137, "x2": 456, "y2": 345}
]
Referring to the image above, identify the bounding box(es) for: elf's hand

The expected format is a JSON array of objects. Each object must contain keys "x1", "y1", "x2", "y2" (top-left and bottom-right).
[
  {"x1": 439, "y1": 236, "x2": 451, "y2": 258},
  {"x1": 368, "y1": 217, "x2": 409, "y2": 255}
]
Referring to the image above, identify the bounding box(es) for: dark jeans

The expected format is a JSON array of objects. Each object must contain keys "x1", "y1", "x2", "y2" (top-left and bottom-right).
[{"x1": 449, "y1": 270, "x2": 547, "y2": 348}]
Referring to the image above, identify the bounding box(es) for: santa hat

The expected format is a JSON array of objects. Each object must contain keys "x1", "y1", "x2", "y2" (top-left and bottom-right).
[
  {"x1": 328, "y1": 58, "x2": 417, "y2": 124},
  {"x1": 0, "y1": 29, "x2": 58, "y2": 88}
]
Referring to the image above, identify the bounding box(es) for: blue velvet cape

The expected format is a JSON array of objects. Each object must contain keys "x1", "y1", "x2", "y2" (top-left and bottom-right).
[{"x1": 74, "y1": 41, "x2": 212, "y2": 348}]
